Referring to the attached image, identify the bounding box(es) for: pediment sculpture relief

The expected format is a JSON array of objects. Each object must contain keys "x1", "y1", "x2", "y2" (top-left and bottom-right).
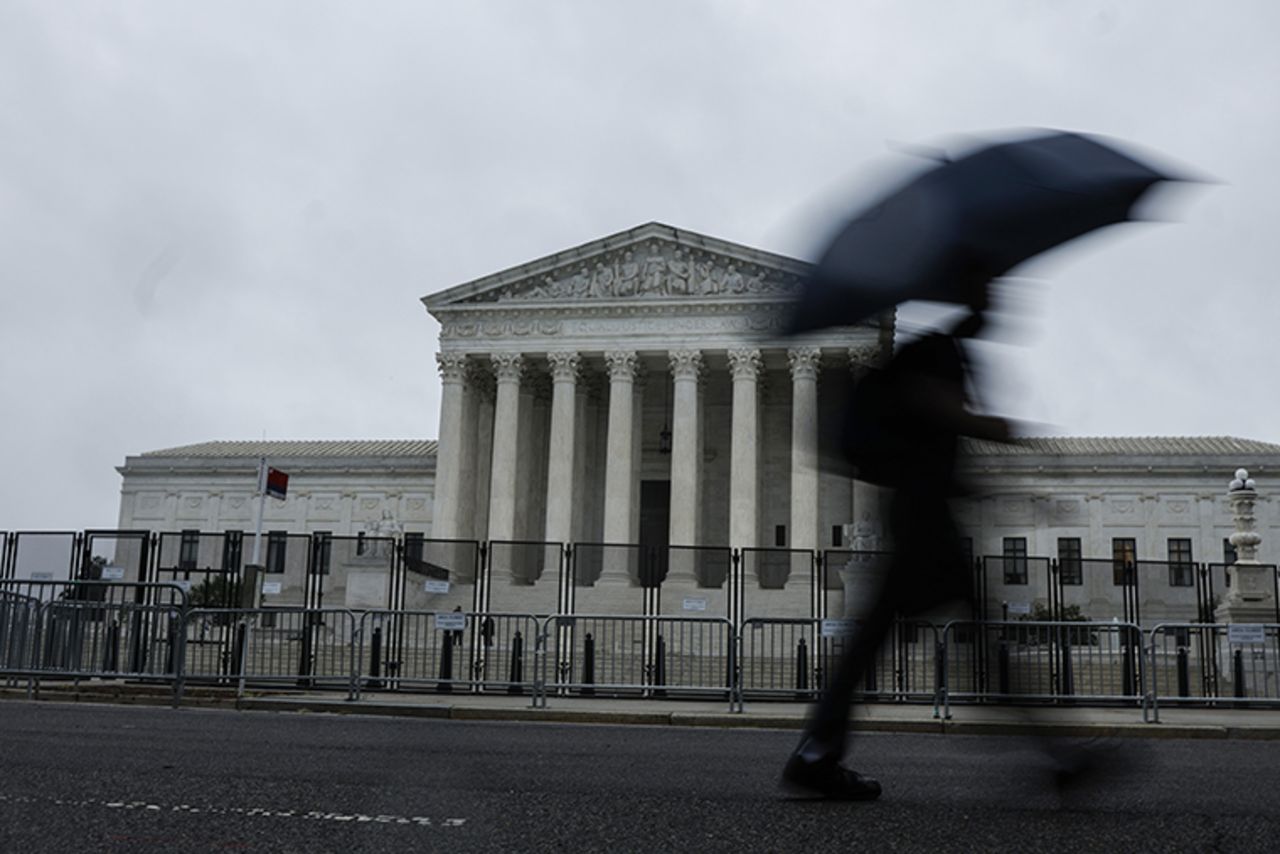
[{"x1": 459, "y1": 240, "x2": 804, "y2": 303}]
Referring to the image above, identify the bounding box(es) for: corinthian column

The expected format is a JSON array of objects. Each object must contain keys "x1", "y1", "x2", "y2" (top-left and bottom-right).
[
  {"x1": 602, "y1": 351, "x2": 639, "y2": 551},
  {"x1": 543, "y1": 352, "x2": 580, "y2": 545},
  {"x1": 430, "y1": 353, "x2": 469, "y2": 541},
  {"x1": 486, "y1": 353, "x2": 524, "y2": 543},
  {"x1": 847, "y1": 343, "x2": 883, "y2": 551},
  {"x1": 667, "y1": 350, "x2": 703, "y2": 585},
  {"x1": 728, "y1": 348, "x2": 762, "y2": 550},
  {"x1": 788, "y1": 347, "x2": 821, "y2": 552}
]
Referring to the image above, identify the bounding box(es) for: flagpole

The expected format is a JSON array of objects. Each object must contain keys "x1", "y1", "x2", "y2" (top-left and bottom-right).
[{"x1": 251, "y1": 456, "x2": 267, "y2": 567}]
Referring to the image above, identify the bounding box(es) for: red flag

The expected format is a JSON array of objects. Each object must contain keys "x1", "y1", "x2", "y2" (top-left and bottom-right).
[{"x1": 266, "y1": 467, "x2": 289, "y2": 500}]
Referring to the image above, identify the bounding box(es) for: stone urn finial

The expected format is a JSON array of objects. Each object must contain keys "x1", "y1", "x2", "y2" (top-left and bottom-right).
[{"x1": 1227, "y1": 468, "x2": 1261, "y2": 565}]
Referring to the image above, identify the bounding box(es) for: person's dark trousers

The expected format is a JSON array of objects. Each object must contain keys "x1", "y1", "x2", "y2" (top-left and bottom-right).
[{"x1": 796, "y1": 484, "x2": 970, "y2": 761}]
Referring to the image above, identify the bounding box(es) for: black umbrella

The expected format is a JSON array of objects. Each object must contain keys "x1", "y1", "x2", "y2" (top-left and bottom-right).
[{"x1": 789, "y1": 130, "x2": 1179, "y2": 335}]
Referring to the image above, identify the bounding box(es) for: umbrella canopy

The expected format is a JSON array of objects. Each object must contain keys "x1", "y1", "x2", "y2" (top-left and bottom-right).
[{"x1": 789, "y1": 131, "x2": 1177, "y2": 335}]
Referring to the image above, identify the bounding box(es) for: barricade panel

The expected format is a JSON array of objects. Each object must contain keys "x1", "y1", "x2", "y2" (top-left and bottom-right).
[
  {"x1": 255, "y1": 533, "x2": 312, "y2": 609},
  {"x1": 653, "y1": 545, "x2": 732, "y2": 619},
  {"x1": 5, "y1": 532, "x2": 77, "y2": 591},
  {"x1": 485, "y1": 541, "x2": 563, "y2": 616},
  {"x1": 979, "y1": 556, "x2": 1053, "y2": 622},
  {"x1": 362, "y1": 610, "x2": 537, "y2": 694},
  {"x1": 819, "y1": 550, "x2": 892, "y2": 621},
  {"x1": 943, "y1": 620, "x2": 1144, "y2": 704},
  {"x1": 1149, "y1": 623, "x2": 1280, "y2": 705},
  {"x1": 400, "y1": 539, "x2": 481, "y2": 613},
  {"x1": 570, "y1": 543, "x2": 645, "y2": 616},
  {"x1": 546, "y1": 614, "x2": 733, "y2": 697},
  {"x1": 739, "y1": 548, "x2": 816, "y2": 621},
  {"x1": 181, "y1": 608, "x2": 358, "y2": 689}
]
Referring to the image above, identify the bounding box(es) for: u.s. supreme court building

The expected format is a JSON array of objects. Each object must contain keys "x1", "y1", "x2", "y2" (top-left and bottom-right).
[{"x1": 116, "y1": 223, "x2": 1280, "y2": 626}]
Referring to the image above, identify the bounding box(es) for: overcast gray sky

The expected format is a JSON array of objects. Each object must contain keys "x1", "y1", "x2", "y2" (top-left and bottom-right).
[{"x1": 2, "y1": 1, "x2": 1277, "y2": 531}]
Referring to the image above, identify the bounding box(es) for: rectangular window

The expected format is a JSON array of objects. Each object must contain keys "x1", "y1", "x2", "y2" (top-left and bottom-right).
[
  {"x1": 265, "y1": 531, "x2": 287, "y2": 575},
  {"x1": 356, "y1": 531, "x2": 366, "y2": 556},
  {"x1": 1112, "y1": 537, "x2": 1137, "y2": 585},
  {"x1": 1002, "y1": 537, "x2": 1028, "y2": 585},
  {"x1": 178, "y1": 530, "x2": 200, "y2": 571},
  {"x1": 404, "y1": 532, "x2": 424, "y2": 563},
  {"x1": 1168, "y1": 538, "x2": 1194, "y2": 587},
  {"x1": 775, "y1": 525, "x2": 787, "y2": 548},
  {"x1": 832, "y1": 525, "x2": 843, "y2": 548},
  {"x1": 313, "y1": 532, "x2": 332, "y2": 576},
  {"x1": 1058, "y1": 537, "x2": 1083, "y2": 586},
  {"x1": 221, "y1": 531, "x2": 243, "y2": 573},
  {"x1": 1224, "y1": 538, "x2": 1237, "y2": 587}
]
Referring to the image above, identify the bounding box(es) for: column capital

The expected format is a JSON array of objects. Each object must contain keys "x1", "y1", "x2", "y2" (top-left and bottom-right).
[
  {"x1": 727, "y1": 348, "x2": 762, "y2": 381},
  {"x1": 848, "y1": 342, "x2": 882, "y2": 371},
  {"x1": 604, "y1": 350, "x2": 639, "y2": 382},
  {"x1": 546, "y1": 351, "x2": 581, "y2": 383},
  {"x1": 435, "y1": 352, "x2": 469, "y2": 384},
  {"x1": 786, "y1": 347, "x2": 821, "y2": 381},
  {"x1": 490, "y1": 352, "x2": 524, "y2": 383},
  {"x1": 669, "y1": 349, "x2": 703, "y2": 381}
]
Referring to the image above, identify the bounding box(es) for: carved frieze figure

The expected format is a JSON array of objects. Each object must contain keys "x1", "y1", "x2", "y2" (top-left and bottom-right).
[
  {"x1": 667, "y1": 248, "x2": 690, "y2": 295},
  {"x1": 642, "y1": 247, "x2": 666, "y2": 295},
  {"x1": 616, "y1": 251, "x2": 640, "y2": 296},
  {"x1": 590, "y1": 261, "x2": 614, "y2": 298}
]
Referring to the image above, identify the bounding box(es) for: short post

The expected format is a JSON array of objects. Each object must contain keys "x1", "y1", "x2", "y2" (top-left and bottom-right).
[
  {"x1": 1059, "y1": 628, "x2": 1074, "y2": 698},
  {"x1": 997, "y1": 640, "x2": 1010, "y2": 696},
  {"x1": 368, "y1": 626, "x2": 383, "y2": 690},
  {"x1": 507, "y1": 630, "x2": 524, "y2": 695},
  {"x1": 1234, "y1": 648, "x2": 1247, "y2": 699},
  {"x1": 437, "y1": 631, "x2": 454, "y2": 694},
  {"x1": 1176, "y1": 646, "x2": 1190, "y2": 698},
  {"x1": 103, "y1": 620, "x2": 121, "y2": 673},
  {"x1": 580, "y1": 632, "x2": 595, "y2": 696},
  {"x1": 652, "y1": 634, "x2": 667, "y2": 698},
  {"x1": 795, "y1": 636, "x2": 809, "y2": 699}
]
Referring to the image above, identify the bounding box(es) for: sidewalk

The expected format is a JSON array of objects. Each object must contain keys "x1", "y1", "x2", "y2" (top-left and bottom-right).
[{"x1": 4, "y1": 681, "x2": 1279, "y2": 740}]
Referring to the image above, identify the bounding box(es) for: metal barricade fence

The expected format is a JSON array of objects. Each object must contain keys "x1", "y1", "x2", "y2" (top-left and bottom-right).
[
  {"x1": 538, "y1": 614, "x2": 735, "y2": 708},
  {"x1": 1146, "y1": 623, "x2": 1280, "y2": 721},
  {"x1": 737, "y1": 618, "x2": 943, "y2": 712},
  {"x1": 941, "y1": 620, "x2": 1145, "y2": 718},
  {"x1": 0, "y1": 598, "x2": 186, "y2": 704},
  {"x1": 356, "y1": 610, "x2": 539, "y2": 699},
  {"x1": 179, "y1": 608, "x2": 361, "y2": 700}
]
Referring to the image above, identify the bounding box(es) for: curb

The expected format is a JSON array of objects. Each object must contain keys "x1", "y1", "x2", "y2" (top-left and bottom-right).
[{"x1": 5, "y1": 690, "x2": 1279, "y2": 740}]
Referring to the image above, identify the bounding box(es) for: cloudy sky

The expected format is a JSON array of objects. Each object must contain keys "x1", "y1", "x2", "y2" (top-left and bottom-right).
[{"x1": 2, "y1": 1, "x2": 1277, "y2": 530}]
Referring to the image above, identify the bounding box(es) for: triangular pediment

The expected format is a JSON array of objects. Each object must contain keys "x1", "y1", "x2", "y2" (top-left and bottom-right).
[{"x1": 423, "y1": 222, "x2": 811, "y2": 311}]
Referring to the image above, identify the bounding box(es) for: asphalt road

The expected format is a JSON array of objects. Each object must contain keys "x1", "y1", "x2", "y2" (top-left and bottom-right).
[{"x1": 1, "y1": 701, "x2": 1277, "y2": 853}]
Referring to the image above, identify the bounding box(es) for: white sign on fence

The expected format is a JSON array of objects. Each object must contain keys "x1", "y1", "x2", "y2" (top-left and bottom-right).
[
  {"x1": 261, "y1": 581, "x2": 282, "y2": 595},
  {"x1": 1228, "y1": 624, "x2": 1267, "y2": 645},
  {"x1": 682, "y1": 597, "x2": 707, "y2": 612},
  {"x1": 30, "y1": 572, "x2": 53, "y2": 581},
  {"x1": 1006, "y1": 602, "x2": 1032, "y2": 616},
  {"x1": 101, "y1": 566, "x2": 125, "y2": 580},
  {"x1": 424, "y1": 579, "x2": 451, "y2": 594},
  {"x1": 435, "y1": 613, "x2": 466, "y2": 632},
  {"x1": 821, "y1": 618, "x2": 857, "y2": 637}
]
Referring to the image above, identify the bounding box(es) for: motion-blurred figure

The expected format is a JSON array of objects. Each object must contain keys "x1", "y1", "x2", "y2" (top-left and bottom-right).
[
  {"x1": 783, "y1": 273, "x2": 1007, "y2": 800},
  {"x1": 781, "y1": 130, "x2": 1186, "y2": 799}
]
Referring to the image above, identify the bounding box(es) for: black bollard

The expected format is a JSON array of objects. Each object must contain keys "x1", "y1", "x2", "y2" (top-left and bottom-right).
[
  {"x1": 652, "y1": 634, "x2": 667, "y2": 698},
  {"x1": 368, "y1": 627, "x2": 383, "y2": 690},
  {"x1": 507, "y1": 631, "x2": 525, "y2": 695},
  {"x1": 864, "y1": 650, "x2": 878, "y2": 696},
  {"x1": 998, "y1": 641, "x2": 1011, "y2": 696},
  {"x1": 581, "y1": 632, "x2": 595, "y2": 696},
  {"x1": 1234, "y1": 648, "x2": 1246, "y2": 699},
  {"x1": 1059, "y1": 630, "x2": 1074, "y2": 699},
  {"x1": 1176, "y1": 646, "x2": 1190, "y2": 698},
  {"x1": 103, "y1": 620, "x2": 121, "y2": 674},
  {"x1": 795, "y1": 636, "x2": 809, "y2": 699},
  {"x1": 437, "y1": 631, "x2": 454, "y2": 694},
  {"x1": 231, "y1": 621, "x2": 247, "y2": 680}
]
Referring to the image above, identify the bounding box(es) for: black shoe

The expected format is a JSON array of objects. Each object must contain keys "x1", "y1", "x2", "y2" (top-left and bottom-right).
[{"x1": 781, "y1": 754, "x2": 882, "y2": 801}]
